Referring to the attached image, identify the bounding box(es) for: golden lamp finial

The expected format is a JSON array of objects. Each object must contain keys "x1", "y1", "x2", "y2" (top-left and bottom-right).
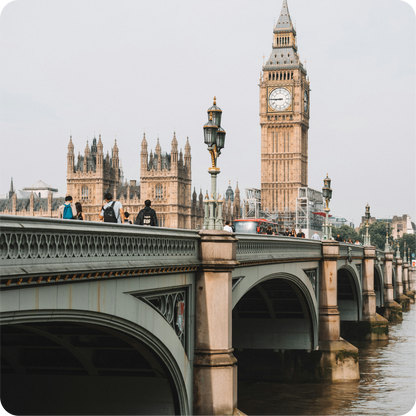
[
  {"x1": 213, "y1": 96, "x2": 216, "y2": 105},
  {"x1": 209, "y1": 111, "x2": 213, "y2": 121}
]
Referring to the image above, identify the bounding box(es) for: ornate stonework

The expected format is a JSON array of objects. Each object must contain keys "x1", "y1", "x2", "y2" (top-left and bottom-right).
[{"x1": 260, "y1": 0, "x2": 310, "y2": 214}]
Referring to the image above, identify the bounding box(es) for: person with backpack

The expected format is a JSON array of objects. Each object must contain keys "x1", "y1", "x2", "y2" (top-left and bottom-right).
[
  {"x1": 58, "y1": 196, "x2": 77, "y2": 220},
  {"x1": 99, "y1": 192, "x2": 125, "y2": 224},
  {"x1": 135, "y1": 199, "x2": 158, "y2": 226},
  {"x1": 123, "y1": 212, "x2": 132, "y2": 225}
]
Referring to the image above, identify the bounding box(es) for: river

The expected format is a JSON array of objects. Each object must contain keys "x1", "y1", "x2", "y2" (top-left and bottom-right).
[{"x1": 238, "y1": 306, "x2": 415, "y2": 415}]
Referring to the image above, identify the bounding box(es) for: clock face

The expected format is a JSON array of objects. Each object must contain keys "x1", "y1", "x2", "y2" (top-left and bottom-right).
[
  {"x1": 304, "y1": 90, "x2": 309, "y2": 113},
  {"x1": 269, "y1": 88, "x2": 291, "y2": 111}
]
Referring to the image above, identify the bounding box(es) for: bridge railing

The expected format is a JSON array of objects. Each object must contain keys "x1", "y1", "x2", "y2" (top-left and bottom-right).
[
  {"x1": 0, "y1": 216, "x2": 201, "y2": 283},
  {"x1": 338, "y1": 243, "x2": 364, "y2": 260},
  {"x1": 235, "y1": 234, "x2": 322, "y2": 264}
]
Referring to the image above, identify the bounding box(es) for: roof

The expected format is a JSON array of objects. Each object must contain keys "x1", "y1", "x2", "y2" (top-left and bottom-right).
[
  {"x1": 275, "y1": 0, "x2": 294, "y2": 31},
  {"x1": 23, "y1": 180, "x2": 58, "y2": 192}
]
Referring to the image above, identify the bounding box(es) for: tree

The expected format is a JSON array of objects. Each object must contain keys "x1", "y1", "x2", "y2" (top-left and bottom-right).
[
  {"x1": 398, "y1": 233, "x2": 416, "y2": 261},
  {"x1": 332, "y1": 225, "x2": 360, "y2": 243}
]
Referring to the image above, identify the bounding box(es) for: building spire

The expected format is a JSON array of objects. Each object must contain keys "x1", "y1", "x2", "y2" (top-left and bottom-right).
[
  {"x1": 276, "y1": 0, "x2": 294, "y2": 30},
  {"x1": 9, "y1": 177, "x2": 14, "y2": 198}
]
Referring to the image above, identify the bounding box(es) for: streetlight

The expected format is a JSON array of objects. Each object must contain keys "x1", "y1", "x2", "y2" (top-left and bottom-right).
[
  {"x1": 384, "y1": 222, "x2": 391, "y2": 252},
  {"x1": 203, "y1": 97, "x2": 226, "y2": 230},
  {"x1": 363, "y1": 203, "x2": 371, "y2": 246},
  {"x1": 403, "y1": 241, "x2": 407, "y2": 263},
  {"x1": 322, "y1": 173, "x2": 332, "y2": 240},
  {"x1": 395, "y1": 239, "x2": 401, "y2": 258}
]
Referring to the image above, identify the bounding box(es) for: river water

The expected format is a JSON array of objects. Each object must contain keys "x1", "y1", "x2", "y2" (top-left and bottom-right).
[{"x1": 238, "y1": 306, "x2": 415, "y2": 415}]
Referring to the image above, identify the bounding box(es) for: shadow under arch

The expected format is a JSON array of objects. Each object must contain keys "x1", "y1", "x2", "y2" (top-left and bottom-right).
[
  {"x1": 0, "y1": 310, "x2": 189, "y2": 415},
  {"x1": 374, "y1": 265, "x2": 384, "y2": 307},
  {"x1": 232, "y1": 272, "x2": 318, "y2": 351},
  {"x1": 337, "y1": 265, "x2": 362, "y2": 322}
]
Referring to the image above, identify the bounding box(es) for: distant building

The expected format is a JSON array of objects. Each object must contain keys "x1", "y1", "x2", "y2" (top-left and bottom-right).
[{"x1": 357, "y1": 215, "x2": 415, "y2": 239}]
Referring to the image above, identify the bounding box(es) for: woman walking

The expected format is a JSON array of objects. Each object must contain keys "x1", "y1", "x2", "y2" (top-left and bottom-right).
[{"x1": 75, "y1": 202, "x2": 86, "y2": 221}]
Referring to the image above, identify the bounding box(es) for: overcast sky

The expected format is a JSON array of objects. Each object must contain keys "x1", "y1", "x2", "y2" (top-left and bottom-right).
[{"x1": 0, "y1": 0, "x2": 415, "y2": 226}]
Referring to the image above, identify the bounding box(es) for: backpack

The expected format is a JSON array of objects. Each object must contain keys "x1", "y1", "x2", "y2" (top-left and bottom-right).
[
  {"x1": 63, "y1": 204, "x2": 74, "y2": 219},
  {"x1": 103, "y1": 201, "x2": 117, "y2": 223}
]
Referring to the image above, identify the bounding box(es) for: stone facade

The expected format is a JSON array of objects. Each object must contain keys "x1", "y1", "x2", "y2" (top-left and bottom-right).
[{"x1": 260, "y1": 0, "x2": 310, "y2": 214}]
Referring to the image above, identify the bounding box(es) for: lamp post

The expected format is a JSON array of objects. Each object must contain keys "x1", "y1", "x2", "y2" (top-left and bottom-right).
[
  {"x1": 403, "y1": 241, "x2": 408, "y2": 263},
  {"x1": 322, "y1": 173, "x2": 332, "y2": 240},
  {"x1": 363, "y1": 203, "x2": 371, "y2": 246},
  {"x1": 384, "y1": 222, "x2": 391, "y2": 252},
  {"x1": 203, "y1": 97, "x2": 226, "y2": 230},
  {"x1": 395, "y1": 239, "x2": 401, "y2": 258}
]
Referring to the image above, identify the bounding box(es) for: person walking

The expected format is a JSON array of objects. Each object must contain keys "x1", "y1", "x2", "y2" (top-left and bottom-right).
[
  {"x1": 335, "y1": 233, "x2": 342, "y2": 242},
  {"x1": 283, "y1": 228, "x2": 290, "y2": 236},
  {"x1": 266, "y1": 225, "x2": 274, "y2": 235},
  {"x1": 312, "y1": 231, "x2": 320, "y2": 240},
  {"x1": 58, "y1": 195, "x2": 77, "y2": 219},
  {"x1": 75, "y1": 202, "x2": 86, "y2": 221},
  {"x1": 123, "y1": 212, "x2": 132, "y2": 224},
  {"x1": 223, "y1": 221, "x2": 233, "y2": 232},
  {"x1": 296, "y1": 229, "x2": 305, "y2": 238},
  {"x1": 99, "y1": 192, "x2": 125, "y2": 224},
  {"x1": 135, "y1": 199, "x2": 158, "y2": 226}
]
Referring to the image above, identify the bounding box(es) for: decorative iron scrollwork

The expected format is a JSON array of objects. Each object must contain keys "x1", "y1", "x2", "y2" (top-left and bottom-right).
[
  {"x1": 135, "y1": 290, "x2": 187, "y2": 349},
  {"x1": 303, "y1": 268, "x2": 317, "y2": 294}
]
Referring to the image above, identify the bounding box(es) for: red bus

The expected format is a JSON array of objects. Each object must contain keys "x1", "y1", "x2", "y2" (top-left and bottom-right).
[{"x1": 233, "y1": 218, "x2": 279, "y2": 235}]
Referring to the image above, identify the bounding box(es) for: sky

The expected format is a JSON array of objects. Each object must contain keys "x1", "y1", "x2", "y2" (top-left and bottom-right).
[{"x1": 0, "y1": 0, "x2": 415, "y2": 227}]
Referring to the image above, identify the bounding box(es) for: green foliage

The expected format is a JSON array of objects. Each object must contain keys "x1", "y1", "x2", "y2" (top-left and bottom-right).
[
  {"x1": 331, "y1": 225, "x2": 360, "y2": 243},
  {"x1": 398, "y1": 233, "x2": 416, "y2": 260}
]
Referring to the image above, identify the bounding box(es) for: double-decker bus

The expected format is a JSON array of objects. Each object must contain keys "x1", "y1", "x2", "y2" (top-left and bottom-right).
[{"x1": 233, "y1": 218, "x2": 279, "y2": 235}]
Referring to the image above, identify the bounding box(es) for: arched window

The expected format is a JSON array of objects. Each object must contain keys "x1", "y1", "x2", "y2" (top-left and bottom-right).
[
  {"x1": 155, "y1": 185, "x2": 163, "y2": 200},
  {"x1": 82, "y1": 186, "x2": 88, "y2": 200}
]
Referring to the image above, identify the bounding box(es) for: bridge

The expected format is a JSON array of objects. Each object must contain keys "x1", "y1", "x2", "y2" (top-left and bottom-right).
[{"x1": 1, "y1": 216, "x2": 415, "y2": 415}]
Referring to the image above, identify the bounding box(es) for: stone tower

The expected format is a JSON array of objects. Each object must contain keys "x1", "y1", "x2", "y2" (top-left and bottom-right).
[
  {"x1": 66, "y1": 134, "x2": 122, "y2": 220},
  {"x1": 139, "y1": 132, "x2": 192, "y2": 229},
  {"x1": 259, "y1": 0, "x2": 310, "y2": 214}
]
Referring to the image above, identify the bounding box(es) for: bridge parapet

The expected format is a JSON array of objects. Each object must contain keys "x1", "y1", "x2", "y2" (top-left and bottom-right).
[
  {"x1": 0, "y1": 215, "x2": 200, "y2": 287},
  {"x1": 338, "y1": 243, "x2": 364, "y2": 261},
  {"x1": 235, "y1": 235, "x2": 322, "y2": 265}
]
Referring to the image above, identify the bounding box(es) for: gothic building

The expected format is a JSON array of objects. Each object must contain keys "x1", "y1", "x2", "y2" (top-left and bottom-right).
[{"x1": 260, "y1": 0, "x2": 310, "y2": 214}]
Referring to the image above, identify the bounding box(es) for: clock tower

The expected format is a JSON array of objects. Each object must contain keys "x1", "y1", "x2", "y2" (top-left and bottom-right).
[{"x1": 260, "y1": 0, "x2": 310, "y2": 214}]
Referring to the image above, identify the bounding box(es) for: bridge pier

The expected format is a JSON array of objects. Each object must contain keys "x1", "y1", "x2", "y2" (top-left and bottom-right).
[
  {"x1": 403, "y1": 263, "x2": 415, "y2": 303},
  {"x1": 317, "y1": 242, "x2": 359, "y2": 382},
  {"x1": 394, "y1": 257, "x2": 411, "y2": 311},
  {"x1": 379, "y1": 252, "x2": 403, "y2": 322},
  {"x1": 344, "y1": 247, "x2": 389, "y2": 340},
  {"x1": 193, "y1": 230, "x2": 240, "y2": 416}
]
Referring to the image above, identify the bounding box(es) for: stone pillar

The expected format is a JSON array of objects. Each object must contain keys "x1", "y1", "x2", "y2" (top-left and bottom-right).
[
  {"x1": 403, "y1": 263, "x2": 415, "y2": 303},
  {"x1": 359, "y1": 247, "x2": 389, "y2": 339},
  {"x1": 381, "y1": 252, "x2": 402, "y2": 322},
  {"x1": 410, "y1": 266, "x2": 416, "y2": 294},
  {"x1": 317, "y1": 242, "x2": 359, "y2": 382},
  {"x1": 193, "y1": 230, "x2": 240, "y2": 415},
  {"x1": 394, "y1": 258, "x2": 410, "y2": 310}
]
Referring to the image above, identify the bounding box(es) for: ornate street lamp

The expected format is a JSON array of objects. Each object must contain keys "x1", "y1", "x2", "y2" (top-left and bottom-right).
[
  {"x1": 203, "y1": 97, "x2": 226, "y2": 230},
  {"x1": 322, "y1": 174, "x2": 332, "y2": 240},
  {"x1": 395, "y1": 239, "x2": 401, "y2": 258},
  {"x1": 403, "y1": 241, "x2": 408, "y2": 263},
  {"x1": 363, "y1": 203, "x2": 371, "y2": 246}
]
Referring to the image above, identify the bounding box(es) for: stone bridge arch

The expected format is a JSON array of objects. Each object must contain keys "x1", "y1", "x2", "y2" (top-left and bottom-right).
[
  {"x1": 0, "y1": 283, "x2": 191, "y2": 415},
  {"x1": 232, "y1": 267, "x2": 319, "y2": 351},
  {"x1": 337, "y1": 264, "x2": 362, "y2": 322}
]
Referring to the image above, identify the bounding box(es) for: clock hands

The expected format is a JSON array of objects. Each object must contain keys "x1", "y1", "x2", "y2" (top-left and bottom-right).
[{"x1": 269, "y1": 98, "x2": 284, "y2": 101}]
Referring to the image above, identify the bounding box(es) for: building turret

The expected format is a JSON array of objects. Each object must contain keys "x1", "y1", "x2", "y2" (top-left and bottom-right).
[
  {"x1": 171, "y1": 132, "x2": 178, "y2": 164},
  {"x1": 67, "y1": 136, "x2": 75, "y2": 174},
  {"x1": 141, "y1": 133, "x2": 148, "y2": 174},
  {"x1": 83, "y1": 141, "x2": 90, "y2": 172},
  {"x1": 112, "y1": 140, "x2": 120, "y2": 183},
  {"x1": 184, "y1": 137, "x2": 191, "y2": 171},
  {"x1": 155, "y1": 138, "x2": 162, "y2": 171},
  {"x1": 233, "y1": 182, "x2": 241, "y2": 219},
  {"x1": 96, "y1": 134, "x2": 104, "y2": 173},
  {"x1": 149, "y1": 150, "x2": 154, "y2": 170},
  {"x1": 8, "y1": 177, "x2": 14, "y2": 199}
]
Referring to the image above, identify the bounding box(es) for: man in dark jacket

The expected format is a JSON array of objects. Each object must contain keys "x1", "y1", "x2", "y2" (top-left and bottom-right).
[{"x1": 135, "y1": 199, "x2": 158, "y2": 226}]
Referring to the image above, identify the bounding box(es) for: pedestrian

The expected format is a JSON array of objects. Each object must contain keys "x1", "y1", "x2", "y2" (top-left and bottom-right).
[
  {"x1": 283, "y1": 228, "x2": 290, "y2": 236},
  {"x1": 296, "y1": 229, "x2": 305, "y2": 238},
  {"x1": 312, "y1": 231, "x2": 320, "y2": 240},
  {"x1": 348, "y1": 238, "x2": 353, "y2": 244},
  {"x1": 135, "y1": 199, "x2": 158, "y2": 226},
  {"x1": 355, "y1": 239, "x2": 361, "y2": 245},
  {"x1": 99, "y1": 192, "x2": 125, "y2": 223},
  {"x1": 75, "y1": 202, "x2": 86, "y2": 221},
  {"x1": 266, "y1": 225, "x2": 274, "y2": 235},
  {"x1": 290, "y1": 228, "x2": 296, "y2": 237},
  {"x1": 123, "y1": 212, "x2": 132, "y2": 224},
  {"x1": 223, "y1": 221, "x2": 233, "y2": 232},
  {"x1": 58, "y1": 195, "x2": 77, "y2": 219},
  {"x1": 335, "y1": 233, "x2": 342, "y2": 242}
]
